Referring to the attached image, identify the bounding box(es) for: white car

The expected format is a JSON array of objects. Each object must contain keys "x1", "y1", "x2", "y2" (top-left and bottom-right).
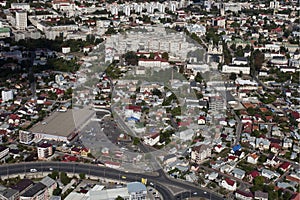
[{"x1": 30, "y1": 169, "x2": 37, "y2": 173}]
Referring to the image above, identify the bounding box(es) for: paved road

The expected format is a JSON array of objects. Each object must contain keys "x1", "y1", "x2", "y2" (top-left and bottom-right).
[
  {"x1": 0, "y1": 162, "x2": 224, "y2": 200},
  {"x1": 232, "y1": 109, "x2": 242, "y2": 146}
]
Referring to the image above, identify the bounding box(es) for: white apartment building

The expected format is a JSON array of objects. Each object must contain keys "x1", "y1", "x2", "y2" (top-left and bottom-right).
[
  {"x1": 123, "y1": 5, "x2": 131, "y2": 16},
  {"x1": 37, "y1": 143, "x2": 53, "y2": 160},
  {"x1": 19, "y1": 130, "x2": 34, "y2": 145},
  {"x1": 191, "y1": 144, "x2": 211, "y2": 164},
  {"x1": 16, "y1": 11, "x2": 27, "y2": 30},
  {"x1": 222, "y1": 65, "x2": 251, "y2": 75},
  {"x1": 1, "y1": 90, "x2": 13, "y2": 102},
  {"x1": 11, "y1": 3, "x2": 30, "y2": 11}
]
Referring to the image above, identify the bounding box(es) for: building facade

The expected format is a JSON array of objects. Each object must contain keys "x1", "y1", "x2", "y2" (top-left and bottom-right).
[
  {"x1": 37, "y1": 143, "x2": 53, "y2": 160},
  {"x1": 16, "y1": 11, "x2": 27, "y2": 30}
]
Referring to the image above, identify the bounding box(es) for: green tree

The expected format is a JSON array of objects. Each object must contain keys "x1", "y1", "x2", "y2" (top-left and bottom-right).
[
  {"x1": 268, "y1": 191, "x2": 278, "y2": 199},
  {"x1": 253, "y1": 176, "x2": 264, "y2": 186},
  {"x1": 152, "y1": 88, "x2": 162, "y2": 97},
  {"x1": 52, "y1": 187, "x2": 62, "y2": 196},
  {"x1": 79, "y1": 173, "x2": 86, "y2": 180},
  {"x1": 60, "y1": 172, "x2": 71, "y2": 185},
  {"x1": 149, "y1": 52, "x2": 155, "y2": 59},
  {"x1": 49, "y1": 171, "x2": 59, "y2": 180},
  {"x1": 229, "y1": 73, "x2": 237, "y2": 81},
  {"x1": 124, "y1": 51, "x2": 138, "y2": 65},
  {"x1": 171, "y1": 107, "x2": 181, "y2": 116},
  {"x1": 162, "y1": 52, "x2": 169, "y2": 60},
  {"x1": 115, "y1": 196, "x2": 124, "y2": 200},
  {"x1": 133, "y1": 137, "x2": 140, "y2": 145},
  {"x1": 282, "y1": 191, "x2": 292, "y2": 199},
  {"x1": 247, "y1": 107, "x2": 256, "y2": 116},
  {"x1": 195, "y1": 72, "x2": 203, "y2": 83},
  {"x1": 105, "y1": 27, "x2": 117, "y2": 35}
]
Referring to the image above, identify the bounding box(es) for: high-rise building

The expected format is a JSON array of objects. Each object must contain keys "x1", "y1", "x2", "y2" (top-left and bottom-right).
[
  {"x1": 37, "y1": 143, "x2": 53, "y2": 160},
  {"x1": 1, "y1": 90, "x2": 13, "y2": 102},
  {"x1": 15, "y1": 11, "x2": 27, "y2": 30},
  {"x1": 110, "y1": 5, "x2": 118, "y2": 16},
  {"x1": 123, "y1": 5, "x2": 131, "y2": 16},
  {"x1": 19, "y1": 131, "x2": 34, "y2": 144}
]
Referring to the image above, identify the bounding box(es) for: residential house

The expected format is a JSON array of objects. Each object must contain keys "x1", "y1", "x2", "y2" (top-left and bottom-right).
[
  {"x1": 176, "y1": 129, "x2": 194, "y2": 141},
  {"x1": 214, "y1": 144, "x2": 225, "y2": 153},
  {"x1": 221, "y1": 178, "x2": 237, "y2": 191},
  {"x1": 277, "y1": 181, "x2": 297, "y2": 191},
  {"x1": 247, "y1": 170, "x2": 260, "y2": 182},
  {"x1": 163, "y1": 154, "x2": 177, "y2": 165},
  {"x1": 185, "y1": 173, "x2": 198, "y2": 183},
  {"x1": 197, "y1": 116, "x2": 206, "y2": 125},
  {"x1": 206, "y1": 172, "x2": 218, "y2": 181},
  {"x1": 247, "y1": 153, "x2": 259, "y2": 164},
  {"x1": 220, "y1": 164, "x2": 234, "y2": 173},
  {"x1": 279, "y1": 162, "x2": 291, "y2": 172},
  {"x1": 80, "y1": 148, "x2": 90, "y2": 157},
  {"x1": 234, "y1": 150, "x2": 245, "y2": 159},
  {"x1": 261, "y1": 169, "x2": 280, "y2": 180},
  {"x1": 283, "y1": 138, "x2": 293, "y2": 149},
  {"x1": 265, "y1": 154, "x2": 280, "y2": 167},
  {"x1": 228, "y1": 155, "x2": 238, "y2": 162},
  {"x1": 256, "y1": 138, "x2": 270, "y2": 150},
  {"x1": 190, "y1": 144, "x2": 211, "y2": 164},
  {"x1": 254, "y1": 191, "x2": 268, "y2": 200},
  {"x1": 143, "y1": 133, "x2": 160, "y2": 146},
  {"x1": 235, "y1": 190, "x2": 254, "y2": 200},
  {"x1": 270, "y1": 142, "x2": 281, "y2": 154},
  {"x1": 70, "y1": 147, "x2": 81, "y2": 155},
  {"x1": 232, "y1": 168, "x2": 246, "y2": 179}
]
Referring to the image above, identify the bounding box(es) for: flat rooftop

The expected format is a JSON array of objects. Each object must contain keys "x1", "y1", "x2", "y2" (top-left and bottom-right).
[{"x1": 30, "y1": 108, "x2": 94, "y2": 137}]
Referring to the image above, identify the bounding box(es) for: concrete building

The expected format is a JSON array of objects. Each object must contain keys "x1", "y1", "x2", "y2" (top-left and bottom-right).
[
  {"x1": 0, "y1": 146, "x2": 9, "y2": 159},
  {"x1": 191, "y1": 144, "x2": 211, "y2": 164},
  {"x1": 0, "y1": 188, "x2": 19, "y2": 200},
  {"x1": 207, "y1": 40, "x2": 223, "y2": 63},
  {"x1": 209, "y1": 96, "x2": 225, "y2": 112},
  {"x1": 20, "y1": 183, "x2": 47, "y2": 200},
  {"x1": 0, "y1": 27, "x2": 10, "y2": 38},
  {"x1": 123, "y1": 5, "x2": 131, "y2": 16},
  {"x1": 65, "y1": 182, "x2": 147, "y2": 200},
  {"x1": 40, "y1": 176, "x2": 56, "y2": 198},
  {"x1": 15, "y1": 11, "x2": 27, "y2": 30},
  {"x1": 222, "y1": 65, "x2": 251, "y2": 75},
  {"x1": 1, "y1": 90, "x2": 13, "y2": 102},
  {"x1": 11, "y1": 3, "x2": 30, "y2": 11},
  {"x1": 127, "y1": 182, "x2": 147, "y2": 200},
  {"x1": 37, "y1": 143, "x2": 53, "y2": 160},
  {"x1": 19, "y1": 131, "x2": 34, "y2": 145}
]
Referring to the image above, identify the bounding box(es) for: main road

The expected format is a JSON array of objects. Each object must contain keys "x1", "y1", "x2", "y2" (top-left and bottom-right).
[{"x1": 0, "y1": 162, "x2": 224, "y2": 200}]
